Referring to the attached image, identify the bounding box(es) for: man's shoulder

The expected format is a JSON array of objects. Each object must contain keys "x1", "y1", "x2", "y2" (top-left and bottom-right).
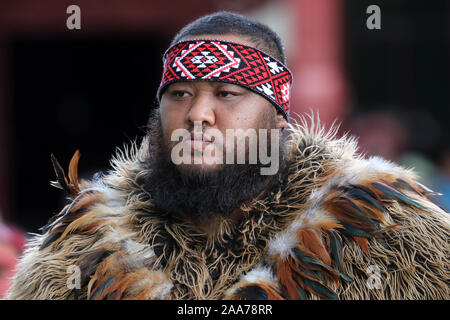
[
  {"x1": 298, "y1": 153, "x2": 446, "y2": 240},
  {"x1": 41, "y1": 148, "x2": 136, "y2": 252},
  {"x1": 40, "y1": 182, "x2": 127, "y2": 250},
  {"x1": 286, "y1": 119, "x2": 440, "y2": 215},
  {"x1": 251, "y1": 153, "x2": 449, "y2": 300}
]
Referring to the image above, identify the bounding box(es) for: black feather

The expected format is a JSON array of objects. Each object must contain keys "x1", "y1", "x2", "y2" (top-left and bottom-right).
[
  {"x1": 50, "y1": 153, "x2": 70, "y2": 192},
  {"x1": 237, "y1": 285, "x2": 268, "y2": 300}
]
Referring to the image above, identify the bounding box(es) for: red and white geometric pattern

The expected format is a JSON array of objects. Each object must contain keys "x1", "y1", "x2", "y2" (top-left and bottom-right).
[{"x1": 158, "y1": 40, "x2": 293, "y2": 120}]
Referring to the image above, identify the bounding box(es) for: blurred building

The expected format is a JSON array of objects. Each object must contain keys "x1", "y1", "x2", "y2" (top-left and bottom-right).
[{"x1": 0, "y1": 0, "x2": 448, "y2": 232}]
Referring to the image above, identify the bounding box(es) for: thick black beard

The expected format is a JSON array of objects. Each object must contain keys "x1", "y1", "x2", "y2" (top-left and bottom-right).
[{"x1": 142, "y1": 110, "x2": 287, "y2": 221}]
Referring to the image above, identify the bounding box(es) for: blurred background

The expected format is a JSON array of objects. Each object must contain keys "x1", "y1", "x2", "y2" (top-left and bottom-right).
[{"x1": 0, "y1": 0, "x2": 449, "y2": 297}]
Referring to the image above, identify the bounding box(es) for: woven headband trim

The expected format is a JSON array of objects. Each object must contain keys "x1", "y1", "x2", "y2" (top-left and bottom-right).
[{"x1": 157, "y1": 39, "x2": 293, "y2": 120}]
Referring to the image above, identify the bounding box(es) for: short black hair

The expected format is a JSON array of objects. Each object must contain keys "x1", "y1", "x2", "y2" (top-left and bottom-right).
[{"x1": 171, "y1": 11, "x2": 286, "y2": 64}]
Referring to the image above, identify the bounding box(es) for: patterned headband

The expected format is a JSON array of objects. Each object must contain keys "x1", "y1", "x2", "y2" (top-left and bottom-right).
[{"x1": 157, "y1": 39, "x2": 293, "y2": 120}]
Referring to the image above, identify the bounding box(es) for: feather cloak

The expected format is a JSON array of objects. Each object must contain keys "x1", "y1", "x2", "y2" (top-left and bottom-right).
[{"x1": 7, "y1": 118, "x2": 450, "y2": 300}]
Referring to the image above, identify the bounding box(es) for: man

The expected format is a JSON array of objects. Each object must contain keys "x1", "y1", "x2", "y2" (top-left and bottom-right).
[{"x1": 8, "y1": 12, "x2": 449, "y2": 300}]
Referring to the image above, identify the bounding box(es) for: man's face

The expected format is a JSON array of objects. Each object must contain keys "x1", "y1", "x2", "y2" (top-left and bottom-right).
[
  {"x1": 159, "y1": 34, "x2": 287, "y2": 173},
  {"x1": 145, "y1": 33, "x2": 289, "y2": 218}
]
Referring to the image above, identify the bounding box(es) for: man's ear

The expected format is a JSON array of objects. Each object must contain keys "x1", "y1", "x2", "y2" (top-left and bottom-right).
[{"x1": 276, "y1": 113, "x2": 288, "y2": 129}]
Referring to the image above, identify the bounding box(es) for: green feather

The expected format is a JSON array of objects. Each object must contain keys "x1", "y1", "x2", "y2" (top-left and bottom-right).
[
  {"x1": 326, "y1": 231, "x2": 343, "y2": 269},
  {"x1": 371, "y1": 182, "x2": 425, "y2": 209},
  {"x1": 89, "y1": 276, "x2": 117, "y2": 300},
  {"x1": 326, "y1": 231, "x2": 352, "y2": 282},
  {"x1": 376, "y1": 239, "x2": 389, "y2": 249},
  {"x1": 337, "y1": 220, "x2": 374, "y2": 238},
  {"x1": 293, "y1": 248, "x2": 334, "y2": 273},
  {"x1": 392, "y1": 178, "x2": 419, "y2": 194},
  {"x1": 337, "y1": 197, "x2": 378, "y2": 227},
  {"x1": 297, "y1": 285, "x2": 307, "y2": 300},
  {"x1": 316, "y1": 271, "x2": 325, "y2": 283},
  {"x1": 347, "y1": 186, "x2": 386, "y2": 213},
  {"x1": 300, "y1": 276, "x2": 338, "y2": 300}
]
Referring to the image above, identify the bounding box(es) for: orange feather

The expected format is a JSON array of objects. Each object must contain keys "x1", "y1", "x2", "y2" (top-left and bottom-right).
[
  {"x1": 353, "y1": 236, "x2": 369, "y2": 254},
  {"x1": 276, "y1": 259, "x2": 300, "y2": 299},
  {"x1": 68, "y1": 150, "x2": 81, "y2": 194},
  {"x1": 297, "y1": 229, "x2": 332, "y2": 265}
]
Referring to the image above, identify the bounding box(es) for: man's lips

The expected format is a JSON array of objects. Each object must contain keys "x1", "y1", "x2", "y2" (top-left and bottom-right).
[
  {"x1": 190, "y1": 139, "x2": 213, "y2": 150},
  {"x1": 189, "y1": 131, "x2": 213, "y2": 150},
  {"x1": 190, "y1": 131, "x2": 212, "y2": 142}
]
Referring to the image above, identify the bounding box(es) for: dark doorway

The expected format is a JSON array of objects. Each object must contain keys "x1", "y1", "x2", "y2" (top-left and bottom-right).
[{"x1": 10, "y1": 35, "x2": 166, "y2": 233}]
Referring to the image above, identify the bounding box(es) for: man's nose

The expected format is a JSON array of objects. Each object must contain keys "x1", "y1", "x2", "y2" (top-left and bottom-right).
[{"x1": 186, "y1": 93, "x2": 216, "y2": 126}]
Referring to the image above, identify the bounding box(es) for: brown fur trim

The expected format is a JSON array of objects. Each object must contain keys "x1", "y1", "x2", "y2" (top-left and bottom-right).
[{"x1": 7, "y1": 115, "x2": 449, "y2": 300}]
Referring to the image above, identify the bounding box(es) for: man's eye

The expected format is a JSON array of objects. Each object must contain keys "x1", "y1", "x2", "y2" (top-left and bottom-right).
[
  {"x1": 217, "y1": 91, "x2": 237, "y2": 98},
  {"x1": 171, "y1": 90, "x2": 190, "y2": 98}
]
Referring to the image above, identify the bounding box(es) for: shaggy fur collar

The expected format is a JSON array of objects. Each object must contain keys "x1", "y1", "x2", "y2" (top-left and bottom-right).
[
  {"x1": 7, "y1": 117, "x2": 450, "y2": 300},
  {"x1": 95, "y1": 117, "x2": 355, "y2": 299}
]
